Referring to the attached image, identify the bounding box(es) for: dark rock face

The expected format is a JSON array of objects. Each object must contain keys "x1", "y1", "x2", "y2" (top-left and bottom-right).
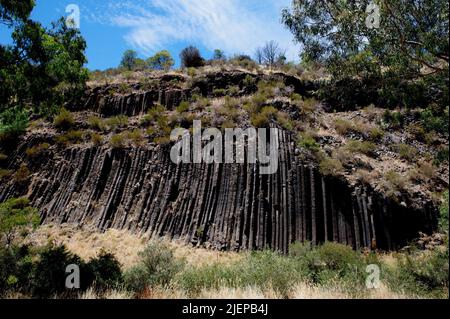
[
  {"x1": 76, "y1": 71, "x2": 319, "y2": 116},
  {"x1": 0, "y1": 130, "x2": 437, "y2": 252}
]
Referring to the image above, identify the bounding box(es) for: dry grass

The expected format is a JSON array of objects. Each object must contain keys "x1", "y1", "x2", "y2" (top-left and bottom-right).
[
  {"x1": 24, "y1": 224, "x2": 426, "y2": 300},
  {"x1": 27, "y1": 223, "x2": 242, "y2": 269}
]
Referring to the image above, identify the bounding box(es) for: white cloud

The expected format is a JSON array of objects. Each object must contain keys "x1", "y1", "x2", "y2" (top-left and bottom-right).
[{"x1": 97, "y1": 0, "x2": 299, "y2": 61}]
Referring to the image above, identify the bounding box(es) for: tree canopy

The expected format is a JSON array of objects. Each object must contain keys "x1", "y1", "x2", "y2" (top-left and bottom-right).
[
  {"x1": 282, "y1": 0, "x2": 449, "y2": 80},
  {"x1": 0, "y1": 1, "x2": 88, "y2": 142},
  {"x1": 120, "y1": 50, "x2": 138, "y2": 71},
  {"x1": 147, "y1": 50, "x2": 175, "y2": 71},
  {"x1": 282, "y1": 0, "x2": 449, "y2": 116}
]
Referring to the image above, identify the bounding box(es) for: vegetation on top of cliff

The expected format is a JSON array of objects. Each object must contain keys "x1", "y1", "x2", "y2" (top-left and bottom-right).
[{"x1": 0, "y1": 0, "x2": 88, "y2": 145}]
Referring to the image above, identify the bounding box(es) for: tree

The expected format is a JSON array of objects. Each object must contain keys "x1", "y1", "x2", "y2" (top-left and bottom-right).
[
  {"x1": 147, "y1": 50, "x2": 174, "y2": 71},
  {"x1": 282, "y1": 1, "x2": 449, "y2": 79},
  {"x1": 0, "y1": 0, "x2": 34, "y2": 26},
  {"x1": 255, "y1": 47, "x2": 264, "y2": 64},
  {"x1": 213, "y1": 49, "x2": 226, "y2": 61},
  {"x1": 180, "y1": 46, "x2": 204, "y2": 68},
  {"x1": 256, "y1": 41, "x2": 286, "y2": 68},
  {"x1": 120, "y1": 49, "x2": 138, "y2": 71},
  {"x1": 1, "y1": 2, "x2": 88, "y2": 142},
  {"x1": 282, "y1": 0, "x2": 449, "y2": 112},
  {"x1": 0, "y1": 197, "x2": 39, "y2": 247}
]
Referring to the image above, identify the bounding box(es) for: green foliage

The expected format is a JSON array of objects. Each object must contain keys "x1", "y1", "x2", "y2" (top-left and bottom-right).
[
  {"x1": 297, "y1": 130, "x2": 319, "y2": 151},
  {"x1": 176, "y1": 101, "x2": 190, "y2": 113},
  {"x1": 125, "y1": 129, "x2": 144, "y2": 146},
  {"x1": 383, "y1": 110, "x2": 405, "y2": 129},
  {"x1": 213, "y1": 49, "x2": 226, "y2": 61},
  {"x1": 53, "y1": 108, "x2": 74, "y2": 130},
  {"x1": 147, "y1": 50, "x2": 174, "y2": 71},
  {"x1": 439, "y1": 191, "x2": 449, "y2": 233},
  {"x1": 124, "y1": 241, "x2": 185, "y2": 293},
  {"x1": 0, "y1": 197, "x2": 39, "y2": 246},
  {"x1": 243, "y1": 74, "x2": 257, "y2": 88},
  {"x1": 319, "y1": 155, "x2": 344, "y2": 176},
  {"x1": 282, "y1": 1, "x2": 448, "y2": 111},
  {"x1": 86, "y1": 250, "x2": 123, "y2": 291},
  {"x1": 0, "y1": 243, "x2": 124, "y2": 298},
  {"x1": 282, "y1": 1, "x2": 448, "y2": 80},
  {"x1": 421, "y1": 105, "x2": 449, "y2": 137},
  {"x1": 250, "y1": 106, "x2": 277, "y2": 128},
  {"x1": 32, "y1": 244, "x2": 83, "y2": 298},
  {"x1": 345, "y1": 140, "x2": 376, "y2": 156},
  {"x1": 393, "y1": 143, "x2": 418, "y2": 162},
  {"x1": 141, "y1": 105, "x2": 166, "y2": 126},
  {"x1": 55, "y1": 130, "x2": 84, "y2": 146},
  {"x1": 87, "y1": 116, "x2": 105, "y2": 131},
  {"x1": 0, "y1": 107, "x2": 29, "y2": 143},
  {"x1": 1, "y1": 11, "x2": 88, "y2": 123},
  {"x1": 229, "y1": 54, "x2": 258, "y2": 70},
  {"x1": 89, "y1": 132, "x2": 103, "y2": 146},
  {"x1": 386, "y1": 244, "x2": 449, "y2": 298},
  {"x1": 120, "y1": 50, "x2": 138, "y2": 71},
  {"x1": 25, "y1": 143, "x2": 50, "y2": 159},
  {"x1": 110, "y1": 134, "x2": 126, "y2": 149},
  {"x1": 435, "y1": 146, "x2": 449, "y2": 165},
  {"x1": 0, "y1": 245, "x2": 34, "y2": 296}
]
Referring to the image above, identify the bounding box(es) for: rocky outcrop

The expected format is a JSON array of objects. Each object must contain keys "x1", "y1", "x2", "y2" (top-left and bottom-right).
[
  {"x1": 0, "y1": 129, "x2": 437, "y2": 252},
  {"x1": 76, "y1": 71, "x2": 319, "y2": 116}
]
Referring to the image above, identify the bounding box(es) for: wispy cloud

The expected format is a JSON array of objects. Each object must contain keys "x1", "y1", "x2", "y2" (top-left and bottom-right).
[{"x1": 88, "y1": 0, "x2": 299, "y2": 60}]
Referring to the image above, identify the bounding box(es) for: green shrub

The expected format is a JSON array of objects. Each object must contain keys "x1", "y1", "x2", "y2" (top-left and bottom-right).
[
  {"x1": 439, "y1": 191, "x2": 448, "y2": 233},
  {"x1": 25, "y1": 143, "x2": 50, "y2": 159},
  {"x1": 319, "y1": 155, "x2": 344, "y2": 176},
  {"x1": 386, "y1": 245, "x2": 449, "y2": 298},
  {"x1": 213, "y1": 88, "x2": 227, "y2": 97},
  {"x1": 124, "y1": 241, "x2": 185, "y2": 293},
  {"x1": 55, "y1": 130, "x2": 84, "y2": 146},
  {"x1": 86, "y1": 251, "x2": 123, "y2": 291},
  {"x1": 0, "y1": 169, "x2": 12, "y2": 182},
  {"x1": 383, "y1": 171, "x2": 407, "y2": 198},
  {"x1": 32, "y1": 244, "x2": 85, "y2": 298},
  {"x1": 276, "y1": 112, "x2": 295, "y2": 130},
  {"x1": 176, "y1": 101, "x2": 190, "y2": 113},
  {"x1": 345, "y1": 140, "x2": 376, "y2": 156},
  {"x1": 13, "y1": 165, "x2": 31, "y2": 184},
  {"x1": 87, "y1": 116, "x2": 106, "y2": 131},
  {"x1": 177, "y1": 250, "x2": 302, "y2": 298},
  {"x1": 393, "y1": 143, "x2": 418, "y2": 161},
  {"x1": 243, "y1": 74, "x2": 256, "y2": 87},
  {"x1": 420, "y1": 105, "x2": 449, "y2": 136},
  {"x1": 250, "y1": 106, "x2": 278, "y2": 128},
  {"x1": 105, "y1": 115, "x2": 128, "y2": 131},
  {"x1": 369, "y1": 127, "x2": 385, "y2": 141},
  {"x1": 141, "y1": 105, "x2": 166, "y2": 126},
  {"x1": 297, "y1": 130, "x2": 320, "y2": 151},
  {"x1": 0, "y1": 245, "x2": 34, "y2": 296},
  {"x1": 0, "y1": 197, "x2": 39, "y2": 247},
  {"x1": 90, "y1": 132, "x2": 103, "y2": 146},
  {"x1": 0, "y1": 107, "x2": 29, "y2": 142},
  {"x1": 194, "y1": 96, "x2": 210, "y2": 110},
  {"x1": 334, "y1": 118, "x2": 354, "y2": 135},
  {"x1": 435, "y1": 146, "x2": 449, "y2": 165},
  {"x1": 125, "y1": 129, "x2": 144, "y2": 146},
  {"x1": 110, "y1": 134, "x2": 126, "y2": 149},
  {"x1": 53, "y1": 108, "x2": 75, "y2": 130},
  {"x1": 383, "y1": 110, "x2": 404, "y2": 128}
]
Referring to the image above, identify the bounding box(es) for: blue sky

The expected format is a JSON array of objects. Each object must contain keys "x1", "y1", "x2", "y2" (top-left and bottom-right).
[{"x1": 0, "y1": 0, "x2": 299, "y2": 70}]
